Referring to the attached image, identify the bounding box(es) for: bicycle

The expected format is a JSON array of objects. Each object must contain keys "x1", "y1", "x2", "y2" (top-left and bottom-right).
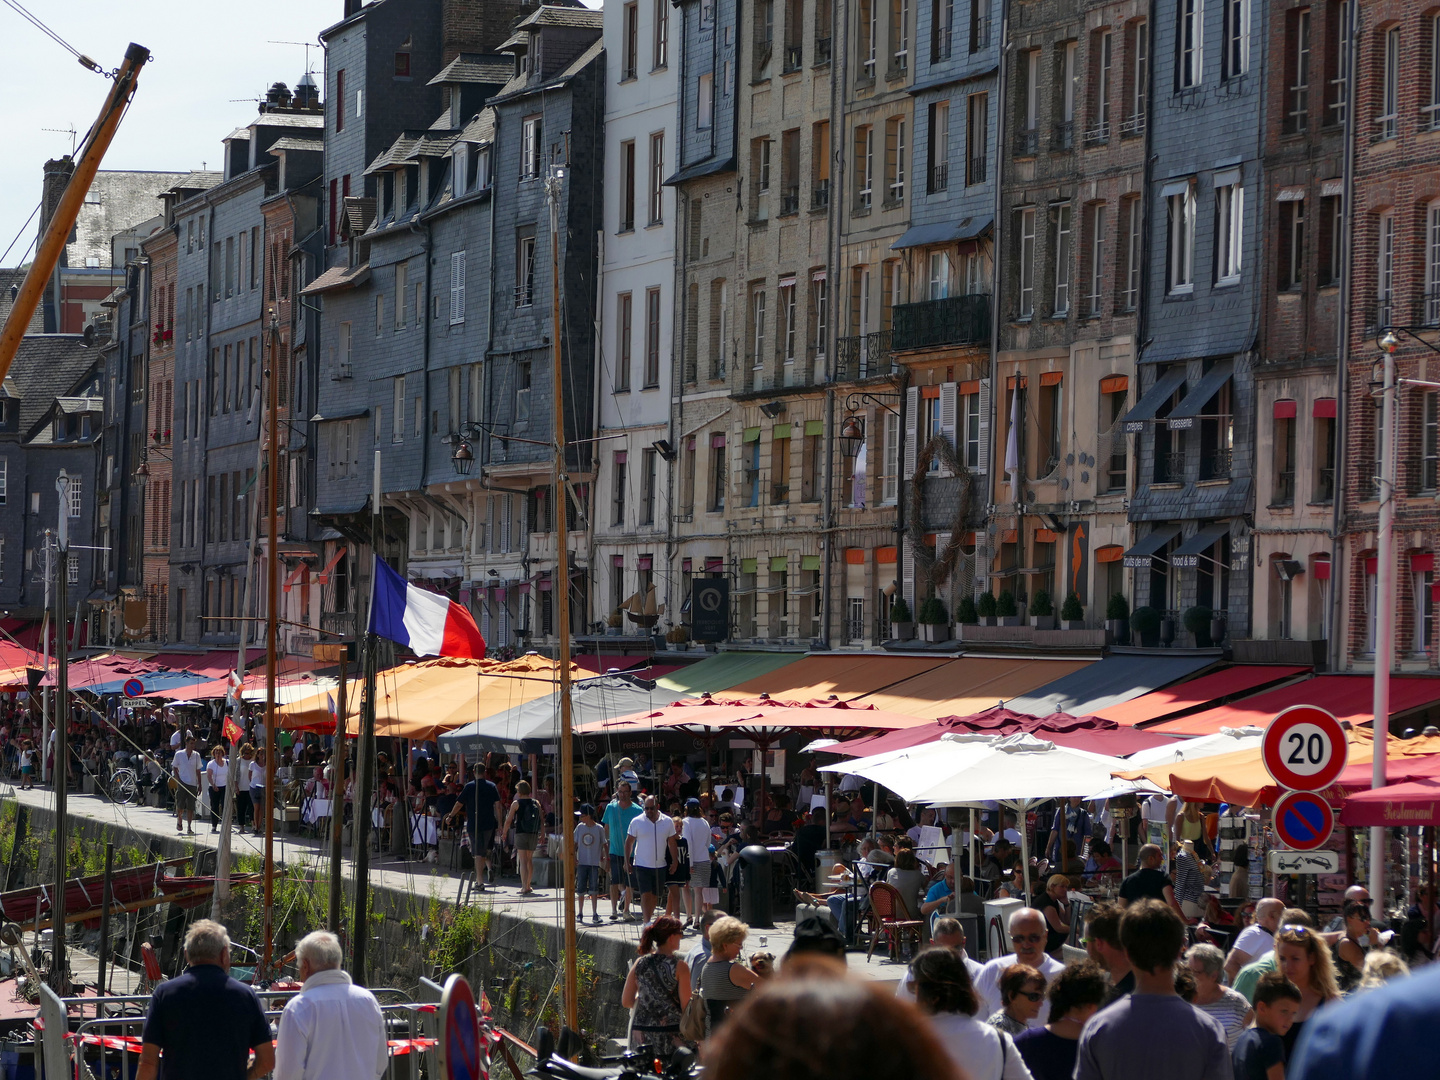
[{"x1": 108, "y1": 766, "x2": 140, "y2": 804}]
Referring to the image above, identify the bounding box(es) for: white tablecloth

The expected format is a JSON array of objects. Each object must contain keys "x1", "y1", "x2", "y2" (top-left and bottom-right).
[
  {"x1": 410, "y1": 815, "x2": 439, "y2": 845},
  {"x1": 303, "y1": 798, "x2": 332, "y2": 825}
]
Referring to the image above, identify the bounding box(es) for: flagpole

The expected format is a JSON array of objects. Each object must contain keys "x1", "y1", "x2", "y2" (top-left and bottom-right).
[{"x1": 350, "y1": 451, "x2": 381, "y2": 985}]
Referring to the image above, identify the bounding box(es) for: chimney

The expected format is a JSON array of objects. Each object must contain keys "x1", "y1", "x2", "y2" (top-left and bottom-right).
[{"x1": 344, "y1": 0, "x2": 361, "y2": 16}]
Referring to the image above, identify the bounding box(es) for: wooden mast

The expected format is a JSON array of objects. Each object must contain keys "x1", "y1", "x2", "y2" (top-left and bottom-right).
[
  {"x1": 260, "y1": 312, "x2": 281, "y2": 978},
  {"x1": 544, "y1": 162, "x2": 580, "y2": 1029}
]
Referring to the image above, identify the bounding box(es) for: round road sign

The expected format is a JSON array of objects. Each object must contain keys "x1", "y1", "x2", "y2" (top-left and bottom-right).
[
  {"x1": 438, "y1": 973, "x2": 486, "y2": 1080},
  {"x1": 1272, "y1": 789, "x2": 1336, "y2": 852},
  {"x1": 122, "y1": 678, "x2": 145, "y2": 699},
  {"x1": 1261, "y1": 705, "x2": 1348, "y2": 792}
]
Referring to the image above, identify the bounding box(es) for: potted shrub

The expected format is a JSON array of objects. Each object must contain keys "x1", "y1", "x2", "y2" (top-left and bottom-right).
[
  {"x1": 996, "y1": 590, "x2": 1023, "y2": 627},
  {"x1": 1028, "y1": 589, "x2": 1056, "y2": 630},
  {"x1": 890, "y1": 597, "x2": 915, "y2": 640},
  {"x1": 1131, "y1": 606, "x2": 1162, "y2": 648},
  {"x1": 1106, "y1": 593, "x2": 1130, "y2": 644},
  {"x1": 606, "y1": 608, "x2": 624, "y2": 635},
  {"x1": 1210, "y1": 610, "x2": 1227, "y2": 646},
  {"x1": 976, "y1": 591, "x2": 998, "y2": 626},
  {"x1": 1184, "y1": 605, "x2": 1215, "y2": 648},
  {"x1": 1060, "y1": 591, "x2": 1085, "y2": 630},
  {"x1": 666, "y1": 625, "x2": 691, "y2": 645},
  {"x1": 955, "y1": 595, "x2": 980, "y2": 626},
  {"x1": 918, "y1": 596, "x2": 951, "y2": 642}
]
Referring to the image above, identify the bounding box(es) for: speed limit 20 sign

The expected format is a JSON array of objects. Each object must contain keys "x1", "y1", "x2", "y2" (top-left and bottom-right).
[{"x1": 1262, "y1": 705, "x2": 1348, "y2": 792}]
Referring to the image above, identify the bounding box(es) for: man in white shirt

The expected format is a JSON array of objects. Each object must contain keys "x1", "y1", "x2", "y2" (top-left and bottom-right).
[
  {"x1": 895, "y1": 918, "x2": 982, "y2": 1002},
  {"x1": 973, "y1": 908, "x2": 1066, "y2": 1026},
  {"x1": 625, "y1": 796, "x2": 678, "y2": 924},
  {"x1": 1223, "y1": 897, "x2": 1282, "y2": 982},
  {"x1": 172, "y1": 737, "x2": 203, "y2": 835},
  {"x1": 273, "y1": 930, "x2": 387, "y2": 1080}
]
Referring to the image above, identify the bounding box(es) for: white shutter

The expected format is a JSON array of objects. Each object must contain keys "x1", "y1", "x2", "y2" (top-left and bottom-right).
[
  {"x1": 977, "y1": 378, "x2": 992, "y2": 479},
  {"x1": 450, "y1": 252, "x2": 466, "y2": 323},
  {"x1": 902, "y1": 541, "x2": 916, "y2": 611},
  {"x1": 903, "y1": 385, "x2": 919, "y2": 482},
  {"x1": 937, "y1": 381, "x2": 958, "y2": 477},
  {"x1": 936, "y1": 531, "x2": 952, "y2": 608},
  {"x1": 498, "y1": 599, "x2": 510, "y2": 643},
  {"x1": 501, "y1": 495, "x2": 512, "y2": 552}
]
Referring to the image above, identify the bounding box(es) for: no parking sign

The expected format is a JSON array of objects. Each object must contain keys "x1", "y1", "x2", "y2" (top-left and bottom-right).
[{"x1": 1271, "y1": 790, "x2": 1336, "y2": 852}]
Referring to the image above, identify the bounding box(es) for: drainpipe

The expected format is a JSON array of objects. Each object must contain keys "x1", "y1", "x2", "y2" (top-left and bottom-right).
[
  {"x1": 821, "y1": 0, "x2": 849, "y2": 644},
  {"x1": 1328, "y1": 2, "x2": 1359, "y2": 675},
  {"x1": 409, "y1": 215, "x2": 434, "y2": 497},
  {"x1": 986, "y1": 0, "x2": 1012, "y2": 598}
]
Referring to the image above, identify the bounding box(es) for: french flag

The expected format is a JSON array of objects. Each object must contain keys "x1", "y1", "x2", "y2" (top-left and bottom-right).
[{"x1": 368, "y1": 556, "x2": 487, "y2": 660}]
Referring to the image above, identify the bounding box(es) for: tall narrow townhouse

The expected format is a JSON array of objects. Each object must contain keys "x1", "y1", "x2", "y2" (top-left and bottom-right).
[
  {"x1": 885, "y1": 0, "x2": 999, "y2": 633},
  {"x1": 1121, "y1": 0, "x2": 1266, "y2": 643},
  {"x1": 992, "y1": 0, "x2": 1147, "y2": 628},
  {"x1": 1245, "y1": 0, "x2": 1348, "y2": 664},
  {"x1": 596, "y1": 0, "x2": 680, "y2": 646},
  {"x1": 708, "y1": 0, "x2": 846, "y2": 647},
  {"x1": 1337, "y1": 4, "x2": 1440, "y2": 671},
  {"x1": 670, "y1": 0, "x2": 742, "y2": 643},
  {"x1": 138, "y1": 218, "x2": 177, "y2": 639},
  {"x1": 175, "y1": 96, "x2": 325, "y2": 648},
  {"x1": 481, "y1": 8, "x2": 605, "y2": 650}
]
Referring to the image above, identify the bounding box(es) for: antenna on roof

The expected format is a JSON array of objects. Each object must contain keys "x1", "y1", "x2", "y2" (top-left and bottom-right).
[
  {"x1": 42, "y1": 126, "x2": 78, "y2": 154},
  {"x1": 268, "y1": 40, "x2": 321, "y2": 75}
]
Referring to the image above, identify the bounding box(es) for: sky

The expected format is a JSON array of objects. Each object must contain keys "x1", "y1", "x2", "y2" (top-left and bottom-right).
[{"x1": 0, "y1": 0, "x2": 338, "y2": 265}]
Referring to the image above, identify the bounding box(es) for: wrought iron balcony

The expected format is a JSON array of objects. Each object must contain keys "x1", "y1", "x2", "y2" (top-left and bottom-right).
[
  {"x1": 772, "y1": 482, "x2": 790, "y2": 504},
  {"x1": 1273, "y1": 469, "x2": 1295, "y2": 507},
  {"x1": 813, "y1": 35, "x2": 831, "y2": 63},
  {"x1": 1014, "y1": 129, "x2": 1038, "y2": 157},
  {"x1": 780, "y1": 185, "x2": 800, "y2": 215},
  {"x1": 1157, "y1": 450, "x2": 1187, "y2": 484},
  {"x1": 1201, "y1": 447, "x2": 1233, "y2": 481},
  {"x1": 784, "y1": 44, "x2": 803, "y2": 72},
  {"x1": 930, "y1": 162, "x2": 948, "y2": 192},
  {"x1": 891, "y1": 294, "x2": 990, "y2": 352},
  {"x1": 1052, "y1": 121, "x2": 1074, "y2": 151},
  {"x1": 812, "y1": 179, "x2": 831, "y2": 209},
  {"x1": 1315, "y1": 466, "x2": 1335, "y2": 503},
  {"x1": 834, "y1": 330, "x2": 894, "y2": 381}
]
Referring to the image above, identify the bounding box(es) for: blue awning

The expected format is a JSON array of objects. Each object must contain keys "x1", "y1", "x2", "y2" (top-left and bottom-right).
[
  {"x1": 1004, "y1": 653, "x2": 1219, "y2": 717},
  {"x1": 892, "y1": 216, "x2": 993, "y2": 250},
  {"x1": 1121, "y1": 367, "x2": 1188, "y2": 433},
  {"x1": 664, "y1": 156, "x2": 736, "y2": 186},
  {"x1": 1171, "y1": 521, "x2": 1233, "y2": 567},
  {"x1": 1166, "y1": 360, "x2": 1234, "y2": 429}
]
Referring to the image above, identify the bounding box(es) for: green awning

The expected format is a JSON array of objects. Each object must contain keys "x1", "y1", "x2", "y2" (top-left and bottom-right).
[
  {"x1": 770, "y1": 556, "x2": 789, "y2": 572},
  {"x1": 805, "y1": 420, "x2": 825, "y2": 436},
  {"x1": 801, "y1": 555, "x2": 822, "y2": 571},
  {"x1": 655, "y1": 651, "x2": 808, "y2": 695},
  {"x1": 743, "y1": 426, "x2": 761, "y2": 442}
]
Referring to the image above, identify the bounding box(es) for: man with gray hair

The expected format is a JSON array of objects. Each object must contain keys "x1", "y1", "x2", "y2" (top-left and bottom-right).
[
  {"x1": 273, "y1": 930, "x2": 388, "y2": 1080},
  {"x1": 972, "y1": 907, "x2": 1066, "y2": 1025},
  {"x1": 1224, "y1": 898, "x2": 1283, "y2": 982},
  {"x1": 137, "y1": 920, "x2": 272, "y2": 1080}
]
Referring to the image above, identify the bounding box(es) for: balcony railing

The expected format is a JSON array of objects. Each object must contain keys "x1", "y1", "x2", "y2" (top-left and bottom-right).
[
  {"x1": 1420, "y1": 288, "x2": 1440, "y2": 329},
  {"x1": 933, "y1": 24, "x2": 951, "y2": 61},
  {"x1": 1423, "y1": 103, "x2": 1440, "y2": 133},
  {"x1": 772, "y1": 482, "x2": 790, "y2": 504},
  {"x1": 834, "y1": 330, "x2": 894, "y2": 381},
  {"x1": 1157, "y1": 450, "x2": 1187, "y2": 484},
  {"x1": 1014, "y1": 129, "x2": 1038, "y2": 157},
  {"x1": 813, "y1": 34, "x2": 831, "y2": 63},
  {"x1": 1083, "y1": 121, "x2": 1110, "y2": 147},
  {"x1": 1273, "y1": 469, "x2": 1295, "y2": 507},
  {"x1": 967, "y1": 156, "x2": 987, "y2": 184},
  {"x1": 1201, "y1": 447, "x2": 1233, "y2": 481},
  {"x1": 1367, "y1": 302, "x2": 1394, "y2": 334},
  {"x1": 1119, "y1": 114, "x2": 1146, "y2": 138},
  {"x1": 930, "y1": 162, "x2": 948, "y2": 192},
  {"x1": 1315, "y1": 466, "x2": 1335, "y2": 503},
  {"x1": 812, "y1": 179, "x2": 831, "y2": 209},
  {"x1": 784, "y1": 44, "x2": 803, "y2": 71},
  {"x1": 514, "y1": 282, "x2": 534, "y2": 308},
  {"x1": 780, "y1": 185, "x2": 800, "y2": 215},
  {"x1": 1052, "y1": 120, "x2": 1074, "y2": 150},
  {"x1": 970, "y1": 14, "x2": 991, "y2": 50},
  {"x1": 891, "y1": 293, "x2": 991, "y2": 352}
]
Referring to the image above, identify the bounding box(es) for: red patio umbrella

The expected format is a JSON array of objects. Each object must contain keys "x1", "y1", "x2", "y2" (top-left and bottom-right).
[
  {"x1": 829, "y1": 706, "x2": 1177, "y2": 759},
  {"x1": 1341, "y1": 775, "x2": 1440, "y2": 827}
]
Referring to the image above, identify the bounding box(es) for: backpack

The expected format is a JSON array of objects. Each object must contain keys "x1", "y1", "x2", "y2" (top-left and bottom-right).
[{"x1": 516, "y1": 798, "x2": 541, "y2": 834}]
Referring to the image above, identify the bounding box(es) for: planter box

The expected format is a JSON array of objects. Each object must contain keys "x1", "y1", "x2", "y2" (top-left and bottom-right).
[
  {"x1": 1106, "y1": 619, "x2": 1130, "y2": 645},
  {"x1": 918, "y1": 623, "x2": 951, "y2": 642},
  {"x1": 1060, "y1": 620, "x2": 1085, "y2": 631},
  {"x1": 997, "y1": 615, "x2": 1024, "y2": 627},
  {"x1": 892, "y1": 621, "x2": 916, "y2": 641},
  {"x1": 978, "y1": 616, "x2": 997, "y2": 626},
  {"x1": 1030, "y1": 615, "x2": 1057, "y2": 630}
]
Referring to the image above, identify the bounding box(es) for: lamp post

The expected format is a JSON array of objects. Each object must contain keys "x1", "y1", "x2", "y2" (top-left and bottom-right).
[{"x1": 1371, "y1": 330, "x2": 1398, "y2": 919}]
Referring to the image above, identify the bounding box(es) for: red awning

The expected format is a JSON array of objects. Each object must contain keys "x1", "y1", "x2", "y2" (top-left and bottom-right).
[
  {"x1": 830, "y1": 707, "x2": 1175, "y2": 759},
  {"x1": 1414, "y1": 554, "x2": 1435, "y2": 573},
  {"x1": 1313, "y1": 398, "x2": 1337, "y2": 418},
  {"x1": 1091, "y1": 665, "x2": 1311, "y2": 728},
  {"x1": 1314, "y1": 559, "x2": 1331, "y2": 580},
  {"x1": 316, "y1": 547, "x2": 347, "y2": 585},
  {"x1": 1273, "y1": 399, "x2": 1297, "y2": 419},
  {"x1": 1147, "y1": 675, "x2": 1440, "y2": 736},
  {"x1": 1340, "y1": 771, "x2": 1440, "y2": 827}
]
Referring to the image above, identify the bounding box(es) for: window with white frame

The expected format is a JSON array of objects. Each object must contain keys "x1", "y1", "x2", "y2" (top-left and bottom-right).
[
  {"x1": 649, "y1": 132, "x2": 665, "y2": 224},
  {"x1": 961, "y1": 388, "x2": 981, "y2": 469},
  {"x1": 1378, "y1": 26, "x2": 1398, "y2": 141},
  {"x1": 1023, "y1": 49, "x2": 1040, "y2": 133},
  {"x1": 1428, "y1": 14, "x2": 1440, "y2": 131},
  {"x1": 698, "y1": 73, "x2": 714, "y2": 128},
  {"x1": 517, "y1": 234, "x2": 536, "y2": 308},
  {"x1": 1052, "y1": 202, "x2": 1072, "y2": 315},
  {"x1": 1093, "y1": 30, "x2": 1113, "y2": 141},
  {"x1": 1377, "y1": 210, "x2": 1395, "y2": 323},
  {"x1": 522, "y1": 115, "x2": 543, "y2": 179},
  {"x1": 966, "y1": 92, "x2": 987, "y2": 185},
  {"x1": 751, "y1": 287, "x2": 768, "y2": 368},
  {"x1": 860, "y1": 0, "x2": 877, "y2": 78},
  {"x1": 68, "y1": 553, "x2": 79, "y2": 586},
  {"x1": 1426, "y1": 201, "x2": 1440, "y2": 326},
  {"x1": 1088, "y1": 203, "x2": 1107, "y2": 317},
  {"x1": 1215, "y1": 179, "x2": 1243, "y2": 284},
  {"x1": 1415, "y1": 567, "x2": 1436, "y2": 656},
  {"x1": 1018, "y1": 206, "x2": 1036, "y2": 318},
  {"x1": 856, "y1": 125, "x2": 873, "y2": 209},
  {"x1": 0, "y1": 458, "x2": 5, "y2": 505},
  {"x1": 69, "y1": 475, "x2": 81, "y2": 518},
  {"x1": 393, "y1": 375, "x2": 405, "y2": 442},
  {"x1": 654, "y1": 0, "x2": 668, "y2": 67},
  {"x1": 929, "y1": 101, "x2": 949, "y2": 192},
  {"x1": 449, "y1": 251, "x2": 466, "y2": 324},
  {"x1": 811, "y1": 274, "x2": 828, "y2": 356},
  {"x1": 1130, "y1": 19, "x2": 1149, "y2": 130},
  {"x1": 891, "y1": 0, "x2": 909, "y2": 72},
  {"x1": 1281, "y1": 197, "x2": 1305, "y2": 291},
  {"x1": 965, "y1": 250, "x2": 985, "y2": 294},
  {"x1": 1062, "y1": 41, "x2": 1078, "y2": 127},
  {"x1": 780, "y1": 282, "x2": 797, "y2": 362},
  {"x1": 886, "y1": 116, "x2": 906, "y2": 204},
  {"x1": 880, "y1": 409, "x2": 899, "y2": 502},
  {"x1": 1177, "y1": 0, "x2": 1203, "y2": 89},
  {"x1": 929, "y1": 251, "x2": 950, "y2": 299},
  {"x1": 1221, "y1": 0, "x2": 1247, "y2": 80},
  {"x1": 1167, "y1": 183, "x2": 1195, "y2": 293},
  {"x1": 1286, "y1": 7, "x2": 1310, "y2": 132}
]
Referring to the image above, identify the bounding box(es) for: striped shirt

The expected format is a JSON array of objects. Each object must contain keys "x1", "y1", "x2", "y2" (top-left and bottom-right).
[
  {"x1": 1195, "y1": 986, "x2": 1251, "y2": 1048},
  {"x1": 1173, "y1": 852, "x2": 1205, "y2": 905}
]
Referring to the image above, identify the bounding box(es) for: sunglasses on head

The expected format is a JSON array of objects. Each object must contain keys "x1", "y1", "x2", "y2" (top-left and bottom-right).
[{"x1": 1281, "y1": 924, "x2": 1311, "y2": 937}]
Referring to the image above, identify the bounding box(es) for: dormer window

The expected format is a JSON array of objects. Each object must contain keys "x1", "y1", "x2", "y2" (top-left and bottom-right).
[
  {"x1": 475, "y1": 147, "x2": 491, "y2": 191},
  {"x1": 382, "y1": 173, "x2": 393, "y2": 217},
  {"x1": 395, "y1": 37, "x2": 411, "y2": 77}
]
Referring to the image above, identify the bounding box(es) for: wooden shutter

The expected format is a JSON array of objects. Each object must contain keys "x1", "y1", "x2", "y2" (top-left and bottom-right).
[
  {"x1": 904, "y1": 384, "x2": 919, "y2": 481},
  {"x1": 937, "y1": 381, "x2": 958, "y2": 477}
]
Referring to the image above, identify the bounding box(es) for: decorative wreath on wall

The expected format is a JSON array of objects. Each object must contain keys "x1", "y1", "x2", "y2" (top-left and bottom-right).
[{"x1": 906, "y1": 435, "x2": 977, "y2": 592}]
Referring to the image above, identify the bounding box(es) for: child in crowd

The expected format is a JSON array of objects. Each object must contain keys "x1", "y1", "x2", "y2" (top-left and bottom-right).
[
  {"x1": 574, "y1": 804, "x2": 606, "y2": 923},
  {"x1": 1232, "y1": 971, "x2": 1302, "y2": 1080}
]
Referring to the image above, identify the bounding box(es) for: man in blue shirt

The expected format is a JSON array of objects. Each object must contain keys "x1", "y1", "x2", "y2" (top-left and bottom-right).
[
  {"x1": 601, "y1": 781, "x2": 643, "y2": 921},
  {"x1": 137, "y1": 920, "x2": 273, "y2": 1080},
  {"x1": 1289, "y1": 958, "x2": 1440, "y2": 1079},
  {"x1": 920, "y1": 862, "x2": 955, "y2": 931},
  {"x1": 445, "y1": 764, "x2": 502, "y2": 892}
]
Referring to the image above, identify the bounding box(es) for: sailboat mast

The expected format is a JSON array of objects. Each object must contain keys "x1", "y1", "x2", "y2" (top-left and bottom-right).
[
  {"x1": 261, "y1": 312, "x2": 281, "y2": 977},
  {"x1": 545, "y1": 162, "x2": 579, "y2": 1030}
]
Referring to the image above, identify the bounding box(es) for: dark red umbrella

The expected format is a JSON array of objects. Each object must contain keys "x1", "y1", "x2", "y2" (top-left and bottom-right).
[{"x1": 828, "y1": 706, "x2": 1177, "y2": 759}]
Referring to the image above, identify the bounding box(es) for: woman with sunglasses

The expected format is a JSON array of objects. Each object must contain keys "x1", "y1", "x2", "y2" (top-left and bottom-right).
[
  {"x1": 1275, "y1": 923, "x2": 1340, "y2": 1056},
  {"x1": 1332, "y1": 899, "x2": 1376, "y2": 993},
  {"x1": 988, "y1": 963, "x2": 1046, "y2": 1037}
]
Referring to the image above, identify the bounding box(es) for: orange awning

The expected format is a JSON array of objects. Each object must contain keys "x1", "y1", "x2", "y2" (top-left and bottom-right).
[
  {"x1": 315, "y1": 547, "x2": 347, "y2": 585},
  {"x1": 717, "y1": 654, "x2": 950, "y2": 702},
  {"x1": 1117, "y1": 729, "x2": 1440, "y2": 807},
  {"x1": 282, "y1": 563, "x2": 309, "y2": 593},
  {"x1": 854, "y1": 657, "x2": 1094, "y2": 720}
]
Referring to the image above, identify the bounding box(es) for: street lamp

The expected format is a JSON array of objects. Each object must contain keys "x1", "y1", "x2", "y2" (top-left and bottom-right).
[
  {"x1": 451, "y1": 441, "x2": 474, "y2": 475},
  {"x1": 838, "y1": 414, "x2": 865, "y2": 457}
]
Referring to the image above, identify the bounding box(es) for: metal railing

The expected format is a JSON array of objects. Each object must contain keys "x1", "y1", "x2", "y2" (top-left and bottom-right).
[
  {"x1": 967, "y1": 156, "x2": 987, "y2": 184},
  {"x1": 784, "y1": 43, "x2": 803, "y2": 71},
  {"x1": 933, "y1": 24, "x2": 952, "y2": 61},
  {"x1": 1367, "y1": 302, "x2": 1394, "y2": 334},
  {"x1": 834, "y1": 330, "x2": 894, "y2": 381},
  {"x1": 780, "y1": 185, "x2": 800, "y2": 215},
  {"x1": 1052, "y1": 120, "x2": 1074, "y2": 150},
  {"x1": 930, "y1": 162, "x2": 949, "y2": 192},
  {"x1": 970, "y1": 14, "x2": 991, "y2": 50},
  {"x1": 1273, "y1": 469, "x2": 1295, "y2": 506},
  {"x1": 1315, "y1": 466, "x2": 1335, "y2": 503},
  {"x1": 1083, "y1": 121, "x2": 1110, "y2": 147},
  {"x1": 1157, "y1": 450, "x2": 1186, "y2": 484},
  {"x1": 1119, "y1": 114, "x2": 1146, "y2": 138},
  {"x1": 1202, "y1": 447, "x2": 1233, "y2": 481},
  {"x1": 1014, "y1": 129, "x2": 1038, "y2": 157},
  {"x1": 814, "y1": 34, "x2": 832, "y2": 63},
  {"x1": 812, "y1": 179, "x2": 831, "y2": 209},
  {"x1": 1423, "y1": 102, "x2": 1440, "y2": 133},
  {"x1": 772, "y1": 482, "x2": 790, "y2": 504},
  {"x1": 1420, "y1": 288, "x2": 1440, "y2": 328},
  {"x1": 514, "y1": 282, "x2": 533, "y2": 308},
  {"x1": 1287, "y1": 84, "x2": 1309, "y2": 132},
  {"x1": 891, "y1": 293, "x2": 990, "y2": 352}
]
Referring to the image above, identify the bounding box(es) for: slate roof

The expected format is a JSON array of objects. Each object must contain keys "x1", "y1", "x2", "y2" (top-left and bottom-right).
[
  {"x1": 5, "y1": 335, "x2": 98, "y2": 436},
  {"x1": 428, "y1": 53, "x2": 514, "y2": 86},
  {"x1": 267, "y1": 136, "x2": 324, "y2": 155},
  {"x1": 364, "y1": 133, "x2": 428, "y2": 175},
  {"x1": 459, "y1": 110, "x2": 496, "y2": 145},
  {"x1": 490, "y1": 39, "x2": 603, "y2": 103},
  {"x1": 406, "y1": 134, "x2": 459, "y2": 159},
  {"x1": 0, "y1": 268, "x2": 43, "y2": 335},
  {"x1": 514, "y1": 5, "x2": 603, "y2": 30},
  {"x1": 343, "y1": 198, "x2": 378, "y2": 237},
  {"x1": 299, "y1": 262, "x2": 371, "y2": 296}
]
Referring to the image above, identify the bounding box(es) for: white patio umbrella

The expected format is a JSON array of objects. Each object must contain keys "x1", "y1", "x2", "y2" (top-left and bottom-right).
[{"x1": 1119, "y1": 726, "x2": 1264, "y2": 770}]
